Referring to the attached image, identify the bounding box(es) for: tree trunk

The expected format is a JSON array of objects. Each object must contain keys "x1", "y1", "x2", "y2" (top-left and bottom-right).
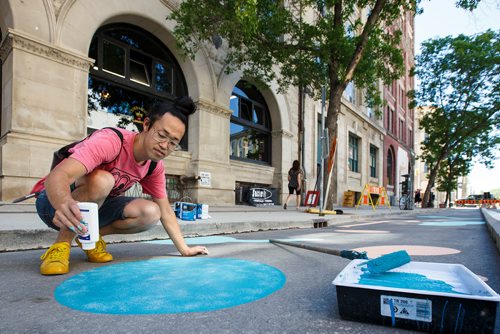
[
  {"x1": 422, "y1": 164, "x2": 439, "y2": 208},
  {"x1": 324, "y1": 88, "x2": 343, "y2": 210}
]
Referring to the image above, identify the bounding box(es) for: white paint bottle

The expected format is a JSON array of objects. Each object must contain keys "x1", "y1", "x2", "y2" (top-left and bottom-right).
[{"x1": 77, "y1": 202, "x2": 99, "y2": 250}]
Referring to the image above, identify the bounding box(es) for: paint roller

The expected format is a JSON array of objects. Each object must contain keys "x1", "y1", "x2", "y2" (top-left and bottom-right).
[{"x1": 269, "y1": 239, "x2": 410, "y2": 275}]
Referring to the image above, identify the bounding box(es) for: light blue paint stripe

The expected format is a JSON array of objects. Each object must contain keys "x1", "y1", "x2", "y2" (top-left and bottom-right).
[
  {"x1": 144, "y1": 236, "x2": 313, "y2": 245},
  {"x1": 55, "y1": 258, "x2": 286, "y2": 315},
  {"x1": 419, "y1": 221, "x2": 484, "y2": 226}
]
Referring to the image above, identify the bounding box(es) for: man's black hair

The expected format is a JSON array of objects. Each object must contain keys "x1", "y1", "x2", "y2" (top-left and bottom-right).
[{"x1": 147, "y1": 96, "x2": 196, "y2": 127}]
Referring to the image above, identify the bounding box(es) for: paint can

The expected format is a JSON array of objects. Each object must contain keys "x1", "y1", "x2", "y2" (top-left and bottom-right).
[{"x1": 77, "y1": 202, "x2": 99, "y2": 250}]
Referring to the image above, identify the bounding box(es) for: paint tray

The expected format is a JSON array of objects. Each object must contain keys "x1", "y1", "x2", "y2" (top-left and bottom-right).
[{"x1": 332, "y1": 260, "x2": 500, "y2": 333}]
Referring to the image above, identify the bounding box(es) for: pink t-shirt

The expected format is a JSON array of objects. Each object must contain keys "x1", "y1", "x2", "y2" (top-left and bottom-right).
[{"x1": 34, "y1": 128, "x2": 167, "y2": 199}]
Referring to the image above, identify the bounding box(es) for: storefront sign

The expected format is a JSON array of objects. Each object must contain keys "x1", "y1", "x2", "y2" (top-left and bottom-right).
[{"x1": 248, "y1": 187, "x2": 278, "y2": 206}]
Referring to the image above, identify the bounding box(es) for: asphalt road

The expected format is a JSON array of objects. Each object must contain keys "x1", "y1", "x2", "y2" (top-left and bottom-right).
[{"x1": 1, "y1": 208, "x2": 499, "y2": 333}]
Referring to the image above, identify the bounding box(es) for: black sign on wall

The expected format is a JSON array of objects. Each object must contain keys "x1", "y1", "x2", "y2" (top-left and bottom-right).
[{"x1": 248, "y1": 187, "x2": 278, "y2": 206}]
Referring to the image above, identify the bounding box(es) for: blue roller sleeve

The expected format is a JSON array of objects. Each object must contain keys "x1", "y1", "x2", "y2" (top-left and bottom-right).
[{"x1": 361, "y1": 250, "x2": 411, "y2": 274}]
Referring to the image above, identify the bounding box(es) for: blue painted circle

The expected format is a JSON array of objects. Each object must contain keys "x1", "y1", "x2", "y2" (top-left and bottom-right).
[{"x1": 55, "y1": 258, "x2": 286, "y2": 314}]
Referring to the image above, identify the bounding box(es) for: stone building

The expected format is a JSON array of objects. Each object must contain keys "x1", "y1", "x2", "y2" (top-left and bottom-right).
[
  {"x1": 382, "y1": 11, "x2": 416, "y2": 205},
  {"x1": 0, "y1": 1, "x2": 414, "y2": 207}
]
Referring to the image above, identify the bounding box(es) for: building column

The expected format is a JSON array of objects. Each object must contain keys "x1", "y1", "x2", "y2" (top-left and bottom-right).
[
  {"x1": 184, "y1": 98, "x2": 235, "y2": 206},
  {"x1": 0, "y1": 30, "x2": 93, "y2": 201}
]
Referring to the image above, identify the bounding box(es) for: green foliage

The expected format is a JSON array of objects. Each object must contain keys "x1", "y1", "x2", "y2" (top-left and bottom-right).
[
  {"x1": 411, "y1": 29, "x2": 500, "y2": 205},
  {"x1": 436, "y1": 153, "x2": 471, "y2": 195},
  {"x1": 169, "y1": 0, "x2": 416, "y2": 105},
  {"x1": 169, "y1": 0, "x2": 481, "y2": 115},
  {"x1": 491, "y1": 188, "x2": 500, "y2": 199},
  {"x1": 454, "y1": 0, "x2": 481, "y2": 10}
]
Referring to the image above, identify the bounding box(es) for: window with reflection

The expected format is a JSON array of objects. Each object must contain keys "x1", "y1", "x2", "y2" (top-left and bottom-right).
[
  {"x1": 88, "y1": 24, "x2": 188, "y2": 149},
  {"x1": 370, "y1": 145, "x2": 378, "y2": 178},
  {"x1": 348, "y1": 133, "x2": 359, "y2": 172},
  {"x1": 229, "y1": 81, "x2": 271, "y2": 164},
  {"x1": 344, "y1": 81, "x2": 356, "y2": 104},
  {"x1": 387, "y1": 147, "x2": 395, "y2": 186}
]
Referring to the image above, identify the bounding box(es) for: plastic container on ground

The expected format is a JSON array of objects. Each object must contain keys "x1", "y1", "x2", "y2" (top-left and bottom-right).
[
  {"x1": 332, "y1": 260, "x2": 500, "y2": 333},
  {"x1": 174, "y1": 202, "x2": 197, "y2": 221}
]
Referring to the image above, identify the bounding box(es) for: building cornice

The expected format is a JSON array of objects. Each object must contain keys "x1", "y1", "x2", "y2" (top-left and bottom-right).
[
  {"x1": 51, "y1": 0, "x2": 67, "y2": 20},
  {"x1": 0, "y1": 29, "x2": 94, "y2": 71},
  {"x1": 196, "y1": 99, "x2": 233, "y2": 119}
]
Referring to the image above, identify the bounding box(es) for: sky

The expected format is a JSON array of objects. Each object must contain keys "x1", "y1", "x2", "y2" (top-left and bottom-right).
[{"x1": 414, "y1": 0, "x2": 500, "y2": 193}]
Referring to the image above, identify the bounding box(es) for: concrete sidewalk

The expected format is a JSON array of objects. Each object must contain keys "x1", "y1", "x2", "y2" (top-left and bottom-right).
[
  {"x1": 482, "y1": 207, "x2": 500, "y2": 253},
  {"x1": 0, "y1": 201, "x2": 437, "y2": 252},
  {"x1": 1, "y1": 201, "x2": 498, "y2": 252}
]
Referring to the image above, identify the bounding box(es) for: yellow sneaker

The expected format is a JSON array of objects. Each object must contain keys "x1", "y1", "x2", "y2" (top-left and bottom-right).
[
  {"x1": 76, "y1": 236, "x2": 113, "y2": 263},
  {"x1": 40, "y1": 242, "x2": 71, "y2": 275}
]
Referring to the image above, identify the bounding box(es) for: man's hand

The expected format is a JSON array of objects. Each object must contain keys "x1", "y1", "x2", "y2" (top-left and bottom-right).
[
  {"x1": 181, "y1": 245, "x2": 209, "y2": 256},
  {"x1": 53, "y1": 200, "x2": 86, "y2": 234},
  {"x1": 45, "y1": 157, "x2": 89, "y2": 234}
]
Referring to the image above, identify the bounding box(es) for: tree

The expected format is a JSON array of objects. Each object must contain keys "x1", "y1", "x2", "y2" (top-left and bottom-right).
[
  {"x1": 168, "y1": 0, "x2": 480, "y2": 208},
  {"x1": 436, "y1": 152, "x2": 471, "y2": 207},
  {"x1": 411, "y1": 30, "x2": 500, "y2": 207}
]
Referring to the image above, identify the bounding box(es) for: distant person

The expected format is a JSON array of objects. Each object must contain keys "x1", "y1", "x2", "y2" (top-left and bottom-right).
[
  {"x1": 34, "y1": 97, "x2": 208, "y2": 276},
  {"x1": 284, "y1": 160, "x2": 303, "y2": 210},
  {"x1": 414, "y1": 190, "x2": 422, "y2": 208},
  {"x1": 428, "y1": 191, "x2": 436, "y2": 208}
]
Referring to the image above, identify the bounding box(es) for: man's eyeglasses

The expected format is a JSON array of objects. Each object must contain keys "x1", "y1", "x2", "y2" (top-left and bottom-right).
[{"x1": 152, "y1": 128, "x2": 181, "y2": 151}]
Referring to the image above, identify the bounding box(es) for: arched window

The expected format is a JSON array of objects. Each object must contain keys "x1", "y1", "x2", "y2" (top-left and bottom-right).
[
  {"x1": 87, "y1": 23, "x2": 189, "y2": 149},
  {"x1": 229, "y1": 81, "x2": 272, "y2": 164},
  {"x1": 386, "y1": 147, "x2": 395, "y2": 186}
]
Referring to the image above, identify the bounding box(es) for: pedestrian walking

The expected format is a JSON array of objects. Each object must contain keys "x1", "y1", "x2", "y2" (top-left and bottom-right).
[
  {"x1": 414, "y1": 190, "x2": 422, "y2": 208},
  {"x1": 34, "y1": 96, "x2": 208, "y2": 276},
  {"x1": 284, "y1": 160, "x2": 303, "y2": 210}
]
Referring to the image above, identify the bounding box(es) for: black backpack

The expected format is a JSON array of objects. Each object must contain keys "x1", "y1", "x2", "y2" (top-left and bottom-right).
[{"x1": 51, "y1": 127, "x2": 157, "y2": 176}]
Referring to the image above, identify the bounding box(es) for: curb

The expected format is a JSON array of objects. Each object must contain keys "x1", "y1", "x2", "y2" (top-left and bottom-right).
[
  {"x1": 0, "y1": 220, "x2": 322, "y2": 252},
  {"x1": 480, "y1": 208, "x2": 500, "y2": 254},
  {"x1": 0, "y1": 208, "x2": 440, "y2": 252}
]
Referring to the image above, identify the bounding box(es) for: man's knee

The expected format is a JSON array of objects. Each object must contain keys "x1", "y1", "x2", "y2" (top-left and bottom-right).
[
  {"x1": 77, "y1": 170, "x2": 114, "y2": 201},
  {"x1": 140, "y1": 202, "x2": 161, "y2": 223},
  {"x1": 131, "y1": 201, "x2": 161, "y2": 230}
]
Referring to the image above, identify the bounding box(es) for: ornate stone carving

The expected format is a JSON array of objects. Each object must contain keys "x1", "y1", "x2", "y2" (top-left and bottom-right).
[
  {"x1": 51, "y1": 0, "x2": 67, "y2": 19},
  {"x1": 197, "y1": 100, "x2": 233, "y2": 119},
  {"x1": 0, "y1": 35, "x2": 13, "y2": 62},
  {"x1": 272, "y1": 129, "x2": 294, "y2": 138},
  {"x1": 1, "y1": 31, "x2": 93, "y2": 70}
]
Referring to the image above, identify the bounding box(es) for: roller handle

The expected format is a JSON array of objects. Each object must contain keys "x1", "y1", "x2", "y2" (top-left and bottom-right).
[
  {"x1": 269, "y1": 239, "x2": 368, "y2": 260},
  {"x1": 12, "y1": 192, "x2": 41, "y2": 203}
]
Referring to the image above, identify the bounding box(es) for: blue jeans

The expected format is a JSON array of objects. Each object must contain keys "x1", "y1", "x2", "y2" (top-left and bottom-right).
[{"x1": 36, "y1": 190, "x2": 136, "y2": 231}]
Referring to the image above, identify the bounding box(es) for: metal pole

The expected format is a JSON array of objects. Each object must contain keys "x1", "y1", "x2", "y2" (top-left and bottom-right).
[{"x1": 319, "y1": 86, "x2": 326, "y2": 214}]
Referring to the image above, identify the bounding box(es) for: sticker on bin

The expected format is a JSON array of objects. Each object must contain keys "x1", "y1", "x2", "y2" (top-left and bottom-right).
[{"x1": 381, "y1": 295, "x2": 432, "y2": 322}]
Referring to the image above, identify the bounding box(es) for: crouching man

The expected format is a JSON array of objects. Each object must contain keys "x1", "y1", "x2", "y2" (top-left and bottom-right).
[{"x1": 35, "y1": 96, "x2": 208, "y2": 275}]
